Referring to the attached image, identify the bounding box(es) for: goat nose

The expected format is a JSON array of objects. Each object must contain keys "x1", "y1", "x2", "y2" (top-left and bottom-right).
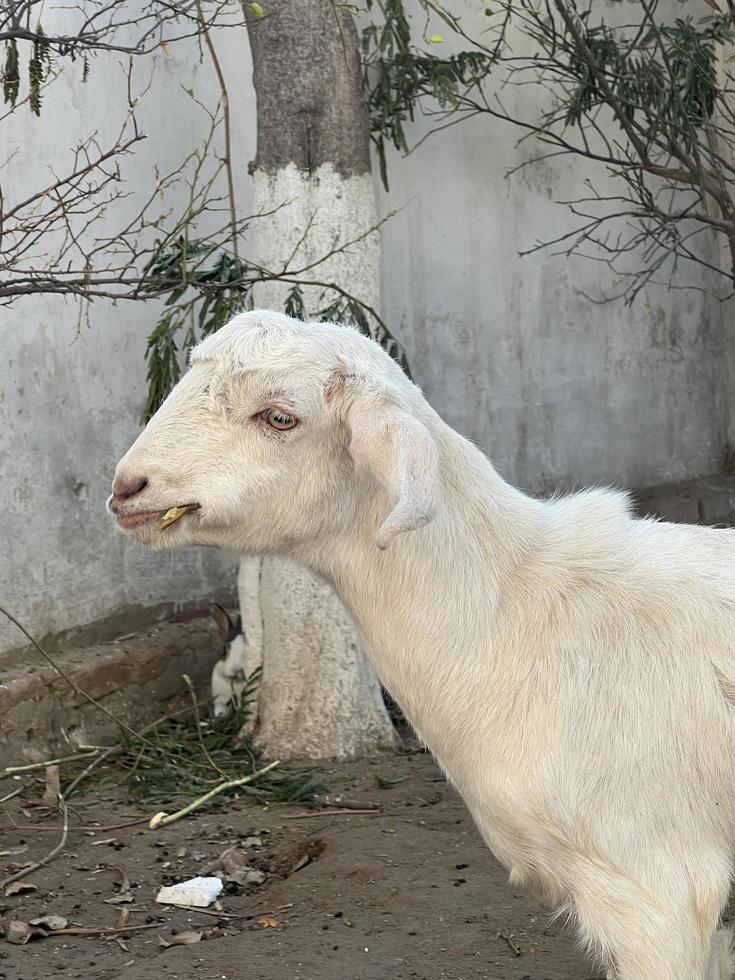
[{"x1": 112, "y1": 475, "x2": 148, "y2": 499}]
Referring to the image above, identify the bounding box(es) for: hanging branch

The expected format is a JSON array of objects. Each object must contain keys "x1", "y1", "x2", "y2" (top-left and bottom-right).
[
  {"x1": 362, "y1": 0, "x2": 735, "y2": 301},
  {"x1": 0, "y1": 0, "x2": 244, "y2": 62}
]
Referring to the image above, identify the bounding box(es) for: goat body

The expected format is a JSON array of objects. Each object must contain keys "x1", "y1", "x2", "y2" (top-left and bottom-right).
[
  {"x1": 111, "y1": 311, "x2": 735, "y2": 979},
  {"x1": 333, "y1": 442, "x2": 735, "y2": 979}
]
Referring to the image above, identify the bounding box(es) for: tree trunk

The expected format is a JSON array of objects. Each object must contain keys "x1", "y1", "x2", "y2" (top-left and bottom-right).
[
  {"x1": 241, "y1": 1, "x2": 398, "y2": 759},
  {"x1": 714, "y1": 36, "x2": 735, "y2": 470}
]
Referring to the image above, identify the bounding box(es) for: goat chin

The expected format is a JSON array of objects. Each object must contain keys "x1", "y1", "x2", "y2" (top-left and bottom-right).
[{"x1": 112, "y1": 310, "x2": 735, "y2": 980}]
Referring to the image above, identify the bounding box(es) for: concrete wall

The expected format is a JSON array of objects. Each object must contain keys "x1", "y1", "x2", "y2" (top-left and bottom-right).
[
  {"x1": 0, "y1": 24, "x2": 251, "y2": 653},
  {"x1": 0, "y1": 2, "x2": 730, "y2": 653},
  {"x1": 376, "y1": 1, "x2": 729, "y2": 494}
]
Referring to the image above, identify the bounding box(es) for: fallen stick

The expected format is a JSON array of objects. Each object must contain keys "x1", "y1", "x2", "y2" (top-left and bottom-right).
[
  {"x1": 0, "y1": 787, "x2": 23, "y2": 805},
  {"x1": 499, "y1": 932, "x2": 522, "y2": 956},
  {"x1": 1, "y1": 751, "x2": 104, "y2": 779},
  {"x1": 0, "y1": 797, "x2": 69, "y2": 891},
  {"x1": 148, "y1": 761, "x2": 282, "y2": 829},
  {"x1": 284, "y1": 808, "x2": 383, "y2": 819},
  {"x1": 174, "y1": 905, "x2": 243, "y2": 919},
  {"x1": 314, "y1": 795, "x2": 381, "y2": 810},
  {"x1": 6, "y1": 817, "x2": 151, "y2": 833},
  {"x1": 40, "y1": 923, "x2": 160, "y2": 937}
]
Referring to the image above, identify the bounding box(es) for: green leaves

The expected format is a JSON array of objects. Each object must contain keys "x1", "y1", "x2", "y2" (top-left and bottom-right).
[
  {"x1": 3, "y1": 40, "x2": 19, "y2": 107},
  {"x1": 282, "y1": 284, "x2": 305, "y2": 320},
  {"x1": 29, "y1": 28, "x2": 52, "y2": 116},
  {"x1": 375, "y1": 773, "x2": 410, "y2": 788},
  {"x1": 112, "y1": 688, "x2": 325, "y2": 808},
  {"x1": 362, "y1": 1, "x2": 494, "y2": 190},
  {"x1": 141, "y1": 240, "x2": 251, "y2": 422},
  {"x1": 141, "y1": 245, "x2": 411, "y2": 422},
  {"x1": 3, "y1": 28, "x2": 52, "y2": 114},
  {"x1": 312, "y1": 293, "x2": 412, "y2": 379},
  {"x1": 562, "y1": 10, "x2": 731, "y2": 154}
]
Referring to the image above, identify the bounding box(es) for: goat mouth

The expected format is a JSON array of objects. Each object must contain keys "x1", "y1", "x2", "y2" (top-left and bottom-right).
[{"x1": 115, "y1": 504, "x2": 200, "y2": 531}]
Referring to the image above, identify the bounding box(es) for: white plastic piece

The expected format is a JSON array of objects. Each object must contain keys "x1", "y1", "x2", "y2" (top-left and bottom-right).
[{"x1": 155, "y1": 876, "x2": 223, "y2": 908}]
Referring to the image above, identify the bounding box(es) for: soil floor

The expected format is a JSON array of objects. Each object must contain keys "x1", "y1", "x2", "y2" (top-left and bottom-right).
[{"x1": 0, "y1": 753, "x2": 604, "y2": 980}]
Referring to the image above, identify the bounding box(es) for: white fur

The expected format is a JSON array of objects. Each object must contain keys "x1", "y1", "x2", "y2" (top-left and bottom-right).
[
  {"x1": 111, "y1": 310, "x2": 735, "y2": 979},
  {"x1": 211, "y1": 633, "x2": 248, "y2": 718}
]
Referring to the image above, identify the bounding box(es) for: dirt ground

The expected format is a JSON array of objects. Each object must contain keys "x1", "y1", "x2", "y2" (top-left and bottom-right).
[{"x1": 0, "y1": 752, "x2": 600, "y2": 980}]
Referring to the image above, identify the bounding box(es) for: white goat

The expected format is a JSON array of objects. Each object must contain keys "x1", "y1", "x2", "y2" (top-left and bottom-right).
[
  {"x1": 109, "y1": 310, "x2": 735, "y2": 980},
  {"x1": 209, "y1": 603, "x2": 248, "y2": 718}
]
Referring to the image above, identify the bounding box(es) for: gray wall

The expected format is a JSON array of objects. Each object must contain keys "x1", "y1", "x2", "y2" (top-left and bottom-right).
[
  {"x1": 376, "y1": 1, "x2": 729, "y2": 494},
  {"x1": 377, "y1": 130, "x2": 728, "y2": 492},
  {"x1": 0, "y1": 2, "x2": 729, "y2": 653},
  {"x1": 0, "y1": 29, "x2": 248, "y2": 653}
]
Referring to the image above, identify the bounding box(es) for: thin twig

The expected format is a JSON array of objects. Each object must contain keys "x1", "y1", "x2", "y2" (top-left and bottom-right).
[
  {"x1": 5, "y1": 817, "x2": 151, "y2": 833},
  {"x1": 62, "y1": 746, "x2": 121, "y2": 800},
  {"x1": 174, "y1": 905, "x2": 244, "y2": 919},
  {"x1": 148, "y1": 761, "x2": 281, "y2": 829},
  {"x1": 1, "y1": 750, "x2": 104, "y2": 779},
  {"x1": 0, "y1": 796, "x2": 69, "y2": 890},
  {"x1": 182, "y1": 673, "x2": 229, "y2": 779},
  {"x1": 196, "y1": 0, "x2": 239, "y2": 260},
  {"x1": 284, "y1": 808, "x2": 383, "y2": 819},
  {"x1": 499, "y1": 932, "x2": 522, "y2": 956},
  {"x1": 35, "y1": 923, "x2": 160, "y2": 937}
]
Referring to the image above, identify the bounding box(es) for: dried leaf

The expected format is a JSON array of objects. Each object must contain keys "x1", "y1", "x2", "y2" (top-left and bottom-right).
[
  {"x1": 256, "y1": 916, "x2": 281, "y2": 929},
  {"x1": 157, "y1": 504, "x2": 198, "y2": 530},
  {"x1": 220, "y1": 846, "x2": 248, "y2": 875},
  {"x1": 104, "y1": 891, "x2": 133, "y2": 905},
  {"x1": 375, "y1": 775, "x2": 410, "y2": 789},
  {"x1": 105, "y1": 865, "x2": 133, "y2": 904},
  {"x1": 7, "y1": 919, "x2": 45, "y2": 944},
  {"x1": 217, "y1": 846, "x2": 259, "y2": 885},
  {"x1": 160, "y1": 929, "x2": 203, "y2": 947},
  {"x1": 115, "y1": 908, "x2": 130, "y2": 929},
  {"x1": 4, "y1": 881, "x2": 38, "y2": 897},
  {"x1": 41, "y1": 765, "x2": 61, "y2": 808},
  {"x1": 272, "y1": 838, "x2": 326, "y2": 878},
  {"x1": 30, "y1": 914, "x2": 69, "y2": 931},
  {"x1": 111, "y1": 864, "x2": 132, "y2": 892}
]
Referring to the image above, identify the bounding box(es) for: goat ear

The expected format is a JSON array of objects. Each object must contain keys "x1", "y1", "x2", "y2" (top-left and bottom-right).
[
  {"x1": 210, "y1": 603, "x2": 237, "y2": 642},
  {"x1": 348, "y1": 398, "x2": 440, "y2": 549}
]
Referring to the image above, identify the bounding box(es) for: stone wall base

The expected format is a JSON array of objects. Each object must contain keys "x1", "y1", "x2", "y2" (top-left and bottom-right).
[
  {"x1": 0, "y1": 614, "x2": 223, "y2": 769},
  {"x1": 632, "y1": 473, "x2": 735, "y2": 526}
]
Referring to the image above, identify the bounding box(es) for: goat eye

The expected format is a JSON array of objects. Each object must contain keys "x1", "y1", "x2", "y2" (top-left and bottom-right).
[{"x1": 261, "y1": 408, "x2": 298, "y2": 431}]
